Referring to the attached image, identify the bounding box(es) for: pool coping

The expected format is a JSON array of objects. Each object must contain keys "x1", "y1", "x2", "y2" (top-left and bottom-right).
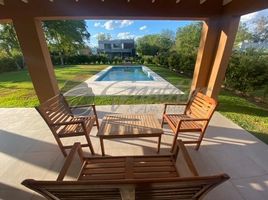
[
  {"x1": 87, "y1": 65, "x2": 167, "y2": 82},
  {"x1": 64, "y1": 65, "x2": 184, "y2": 96}
]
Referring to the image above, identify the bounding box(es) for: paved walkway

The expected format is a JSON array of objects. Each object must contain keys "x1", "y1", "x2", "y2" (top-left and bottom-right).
[{"x1": 0, "y1": 105, "x2": 268, "y2": 199}]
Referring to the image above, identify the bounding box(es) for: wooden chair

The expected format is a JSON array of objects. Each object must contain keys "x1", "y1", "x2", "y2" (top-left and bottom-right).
[
  {"x1": 22, "y1": 140, "x2": 229, "y2": 200},
  {"x1": 162, "y1": 92, "x2": 217, "y2": 151},
  {"x1": 36, "y1": 93, "x2": 99, "y2": 157}
]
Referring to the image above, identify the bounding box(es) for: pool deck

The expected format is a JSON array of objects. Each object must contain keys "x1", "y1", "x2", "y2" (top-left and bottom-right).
[{"x1": 65, "y1": 65, "x2": 183, "y2": 96}]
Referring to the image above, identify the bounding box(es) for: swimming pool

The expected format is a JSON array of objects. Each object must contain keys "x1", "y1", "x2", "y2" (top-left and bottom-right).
[{"x1": 96, "y1": 66, "x2": 154, "y2": 81}]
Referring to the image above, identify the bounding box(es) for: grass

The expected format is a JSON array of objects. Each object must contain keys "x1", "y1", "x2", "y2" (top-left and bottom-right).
[
  {"x1": 0, "y1": 64, "x2": 267, "y2": 144},
  {"x1": 218, "y1": 90, "x2": 268, "y2": 144},
  {"x1": 0, "y1": 65, "x2": 107, "y2": 107}
]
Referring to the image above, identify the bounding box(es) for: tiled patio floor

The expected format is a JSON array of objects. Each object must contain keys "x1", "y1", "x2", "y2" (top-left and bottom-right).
[{"x1": 0, "y1": 105, "x2": 268, "y2": 200}]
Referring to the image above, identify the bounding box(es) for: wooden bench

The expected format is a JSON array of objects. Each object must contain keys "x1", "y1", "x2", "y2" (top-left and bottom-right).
[
  {"x1": 22, "y1": 140, "x2": 229, "y2": 200},
  {"x1": 162, "y1": 92, "x2": 217, "y2": 151},
  {"x1": 36, "y1": 93, "x2": 99, "y2": 157}
]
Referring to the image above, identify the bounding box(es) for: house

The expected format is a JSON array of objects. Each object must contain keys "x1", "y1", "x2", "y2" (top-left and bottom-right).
[
  {"x1": 98, "y1": 39, "x2": 136, "y2": 58},
  {"x1": 239, "y1": 41, "x2": 268, "y2": 52}
]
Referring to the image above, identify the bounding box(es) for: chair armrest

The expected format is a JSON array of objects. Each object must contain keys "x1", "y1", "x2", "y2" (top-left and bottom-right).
[
  {"x1": 57, "y1": 142, "x2": 85, "y2": 181},
  {"x1": 173, "y1": 140, "x2": 199, "y2": 176}
]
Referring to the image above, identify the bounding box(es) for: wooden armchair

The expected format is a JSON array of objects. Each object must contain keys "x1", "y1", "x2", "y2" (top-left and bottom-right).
[
  {"x1": 36, "y1": 93, "x2": 99, "y2": 157},
  {"x1": 162, "y1": 92, "x2": 217, "y2": 151},
  {"x1": 22, "y1": 140, "x2": 229, "y2": 200}
]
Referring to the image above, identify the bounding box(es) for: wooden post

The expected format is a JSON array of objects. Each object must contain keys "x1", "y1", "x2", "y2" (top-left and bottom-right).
[
  {"x1": 206, "y1": 16, "x2": 240, "y2": 98},
  {"x1": 191, "y1": 19, "x2": 221, "y2": 93},
  {"x1": 12, "y1": 17, "x2": 59, "y2": 103},
  {"x1": 191, "y1": 16, "x2": 240, "y2": 99}
]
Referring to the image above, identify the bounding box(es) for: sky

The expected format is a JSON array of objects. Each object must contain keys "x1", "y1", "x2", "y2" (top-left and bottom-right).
[{"x1": 86, "y1": 8, "x2": 268, "y2": 47}]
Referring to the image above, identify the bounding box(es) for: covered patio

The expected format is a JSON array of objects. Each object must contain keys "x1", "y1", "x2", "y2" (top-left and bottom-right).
[
  {"x1": 0, "y1": 0, "x2": 268, "y2": 200},
  {"x1": 1, "y1": 105, "x2": 268, "y2": 200}
]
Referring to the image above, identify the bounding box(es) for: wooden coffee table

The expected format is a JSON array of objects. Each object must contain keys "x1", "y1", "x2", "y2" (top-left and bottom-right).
[{"x1": 97, "y1": 114, "x2": 163, "y2": 156}]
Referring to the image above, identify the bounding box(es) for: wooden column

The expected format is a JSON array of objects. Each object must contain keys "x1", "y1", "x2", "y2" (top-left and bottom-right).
[
  {"x1": 190, "y1": 19, "x2": 221, "y2": 93},
  {"x1": 206, "y1": 16, "x2": 240, "y2": 98},
  {"x1": 191, "y1": 15, "x2": 240, "y2": 99},
  {"x1": 12, "y1": 17, "x2": 59, "y2": 103}
]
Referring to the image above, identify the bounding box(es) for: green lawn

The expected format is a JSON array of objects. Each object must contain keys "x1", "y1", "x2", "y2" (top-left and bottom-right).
[{"x1": 0, "y1": 64, "x2": 267, "y2": 144}]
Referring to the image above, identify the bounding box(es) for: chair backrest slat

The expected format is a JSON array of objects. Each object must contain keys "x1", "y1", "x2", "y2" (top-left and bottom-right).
[
  {"x1": 36, "y1": 94, "x2": 72, "y2": 126},
  {"x1": 22, "y1": 174, "x2": 229, "y2": 200},
  {"x1": 186, "y1": 92, "x2": 217, "y2": 120}
]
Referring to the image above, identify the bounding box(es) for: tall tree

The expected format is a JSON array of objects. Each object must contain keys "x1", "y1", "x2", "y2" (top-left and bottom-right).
[
  {"x1": 0, "y1": 23, "x2": 23, "y2": 69},
  {"x1": 43, "y1": 20, "x2": 90, "y2": 65},
  {"x1": 136, "y1": 30, "x2": 175, "y2": 56},
  {"x1": 97, "y1": 33, "x2": 111, "y2": 41},
  {"x1": 175, "y1": 22, "x2": 202, "y2": 72},
  {"x1": 253, "y1": 16, "x2": 268, "y2": 42},
  {"x1": 234, "y1": 22, "x2": 253, "y2": 47}
]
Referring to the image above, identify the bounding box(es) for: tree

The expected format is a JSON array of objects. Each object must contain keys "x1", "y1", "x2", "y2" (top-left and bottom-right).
[
  {"x1": 136, "y1": 30, "x2": 175, "y2": 56},
  {"x1": 234, "y1": 22, "x2": 253, "y2": 47},
  {"x1": 43, "y1": 20, "x2": 90, "y2": 65},
  {"x1": 175, "y1": 22, "x2": 202, "y2": 73},
  {"x1": 0, "y1": 23, "x2": 23, "y2": 69},
  {"x1": 253, "y1": 16, "x2": 268, "y2": 42},
  {"x1": 97, "y1": 33, "x2": 111, "y2": 41}
]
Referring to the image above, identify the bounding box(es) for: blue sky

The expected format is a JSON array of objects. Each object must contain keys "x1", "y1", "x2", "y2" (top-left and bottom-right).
[
  {"x1": 86, "y1": 8, "x2": 268, "y2": 47},
  {"x1": 86, "y1": 20, "x2": 193, "y2": 47}
]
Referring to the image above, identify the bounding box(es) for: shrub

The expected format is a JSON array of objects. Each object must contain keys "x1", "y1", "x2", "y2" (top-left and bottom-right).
[
  {"x1": 153, "y1": 52, "x2": 169, "y2": 67},
  {"x1": 142, "y1": 55, "x2": 154, "y2": 64},
  {"x1": 168, "y1": 51, "x2": 181, "y2": 71},
  {"x1": 225, "y1": 49, "x2": 268, "y2": 92},
  {"x1": 0, "y1": 57, "x2": 18, "y2": 73}
]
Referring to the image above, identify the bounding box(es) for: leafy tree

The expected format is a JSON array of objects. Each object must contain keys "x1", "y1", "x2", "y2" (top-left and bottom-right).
[
  {"x1": 0, "y1": 23, "x2": 23, "y2": 69},
  {"x1": 234, "y1": 22, "x2": 253, "y2": 47},
  {"x1": 136, "y1": 30, "x2": 175, "y2": 56},
  {"x1": 226, "y1": 49, "x2": 268, "y2": 92},
  {"x1": 175, "y1": 22, "x2": 202, "y2": 73},
  {"x1": 97, "y1": 33, "x2": 111, "y2": 41},
  {"x1": 43, "y1": 20, "x2": 90, "y2": 66},
  {"x1": 253, "y1": 16, "x2": 268, "y2": 42},
  {"x1": 168, "y1": 51, "x2": 181, "y2": 71}
]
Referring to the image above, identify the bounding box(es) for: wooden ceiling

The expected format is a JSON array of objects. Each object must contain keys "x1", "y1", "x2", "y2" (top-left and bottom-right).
[{"x1": 0, "y1": 0, "x2": 267, "y2": 20}]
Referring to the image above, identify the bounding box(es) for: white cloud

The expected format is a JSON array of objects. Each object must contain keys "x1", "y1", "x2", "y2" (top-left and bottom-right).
[
  {"x1": 94, "y1": 22, "x2": 101, "y2": 27},
  {"x1": 117, "y1": 32, "x2": 135, "y2": 39},
  {"x1": 119, "y1": 20, "x2": 134, "y2": 28},
  {"x1": 103, "y1": 20, "x2": 116, "y2": 30},
  {"x1": 139, "y1": 25, "x2": 147, "y2": 31}
]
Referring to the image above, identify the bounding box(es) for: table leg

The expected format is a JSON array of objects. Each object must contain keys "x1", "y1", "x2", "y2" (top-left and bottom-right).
[
  {"x1": 100, "y1": 138, "x2": 105, "y2": 156},
  {"x1": 157, "y1": 135, "x2": 162, "y2": 153}
]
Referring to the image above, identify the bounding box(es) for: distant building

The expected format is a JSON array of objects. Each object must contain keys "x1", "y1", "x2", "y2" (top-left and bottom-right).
[
  {"x1": 239, "y1": 41, "x2": 268, "y2": 52},
  {"x1": 98, "y1": 39, "x2": 136, "y2": 58}
]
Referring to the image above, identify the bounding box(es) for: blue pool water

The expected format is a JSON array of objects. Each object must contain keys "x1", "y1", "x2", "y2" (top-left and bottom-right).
[{"x1": 96, "y1": 66, "x2": 154, "y2": 81}]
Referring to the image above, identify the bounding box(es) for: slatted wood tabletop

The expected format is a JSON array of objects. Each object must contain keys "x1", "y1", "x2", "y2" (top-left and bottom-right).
[{"x1": 97, "y1": 114, "x2": 163, "y2": 156}]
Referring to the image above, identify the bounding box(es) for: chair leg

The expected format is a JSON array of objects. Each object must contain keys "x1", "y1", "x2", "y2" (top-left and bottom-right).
[
  {"x1": 171, "y1": 130, "x2": 180, "y2": 152},
  {"x1": 85, "y1": 134, "x2": 95, "y2": 155},
  {"x1": 54, "y1": 136, "x2": 68, "y2": 157},
  {"x1": 161, "y1": 117, "x2": 165, "y2": 128},
  {"x1": 195, "y1": 131, "x2": 205, "y2": 150}
]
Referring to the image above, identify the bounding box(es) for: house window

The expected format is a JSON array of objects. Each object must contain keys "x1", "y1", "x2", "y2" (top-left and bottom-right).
[
  {"x1": 124, "y1": 43, "x2": 134, "y2": 49},
  {"x1": 104, "y1": 44, "x2": 111, "y2": 49},
  {"x1": 113, "y1": 43, "x2": 121, "y2": 49}
]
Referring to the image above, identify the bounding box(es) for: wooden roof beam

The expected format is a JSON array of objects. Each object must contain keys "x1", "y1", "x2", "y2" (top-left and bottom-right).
[
  {"x1": 0, "y1": 0, "x2": 224, "y2": 20},
  {"x1": 223, "y1": 0, "x2": 268, "y2": 16}
]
